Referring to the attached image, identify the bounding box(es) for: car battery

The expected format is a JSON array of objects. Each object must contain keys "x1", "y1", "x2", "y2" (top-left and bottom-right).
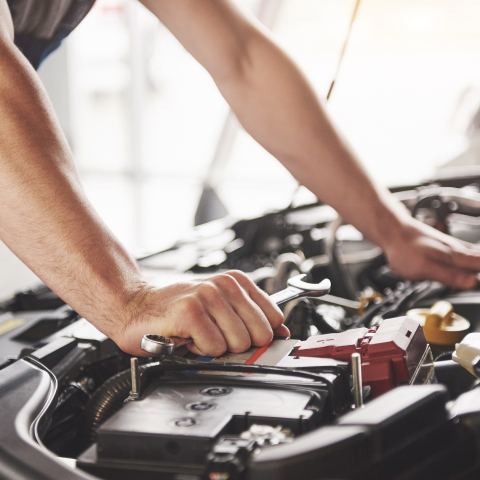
[
  {"x1": 77, "y1": 340, "x2": 351, "y2": 479},
  {"x1": 293, "y1": 317, "x2": 436, "y2": 397}
]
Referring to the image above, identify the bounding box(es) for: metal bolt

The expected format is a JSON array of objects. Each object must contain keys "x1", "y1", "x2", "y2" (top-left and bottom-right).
[
  {"x1": 200, "y1": 387, "x2": 232, "y2": 397},
  {"x1": 351, "y1": 352, "x2": 364, "y2": 409},
  {"x1": 185, "y1": 402, "x2": 216, "y2": 411},
  {"x1": 129, "y1": 357, "x2": 140, "y2": 400},
  {"x1": 175, "y1": 417, "x2": 197, "y2": 427},
  {"x1": 449, "y1": 201, "x2": 459, "y2": 211}
]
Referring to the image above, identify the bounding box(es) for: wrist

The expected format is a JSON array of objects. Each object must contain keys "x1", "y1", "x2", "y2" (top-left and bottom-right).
[
  {"x1": 75, "y1": 276, "x2": 151, "y2": 348},
  {"x1": 365, "y1": 195, "x2": 414, "y2": 251},
  {"x1": 111, "y1": 282, "x2": 158, "y2": 352}
]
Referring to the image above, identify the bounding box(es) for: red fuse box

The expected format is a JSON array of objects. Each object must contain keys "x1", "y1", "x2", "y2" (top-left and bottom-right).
[{"x1": 294, "y1": 317, "x2": 429, "y2": 397}]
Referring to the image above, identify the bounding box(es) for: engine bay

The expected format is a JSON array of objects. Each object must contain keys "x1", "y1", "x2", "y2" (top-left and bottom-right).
[{"x1": 4, "y1": 176, "x2": 480, "y2": 479}]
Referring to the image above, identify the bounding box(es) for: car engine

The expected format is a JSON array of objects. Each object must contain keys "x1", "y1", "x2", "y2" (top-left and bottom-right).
[{"x1": 3, "y1": 175, "x2": 480, "y2": 480}]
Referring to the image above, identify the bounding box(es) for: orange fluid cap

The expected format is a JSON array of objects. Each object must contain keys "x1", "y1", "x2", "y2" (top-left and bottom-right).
[{"x1": 407, "y1": 301, "x2": 470, "y2": 345}]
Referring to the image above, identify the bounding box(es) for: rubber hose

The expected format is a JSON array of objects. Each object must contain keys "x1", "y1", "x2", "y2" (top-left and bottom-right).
[{"x1": 82, "y1": 362, "x2": 156, "y2": 445}]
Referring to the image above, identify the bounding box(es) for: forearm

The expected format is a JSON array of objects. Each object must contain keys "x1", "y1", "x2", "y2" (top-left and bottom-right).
[
  {"x1": 216, "y1": 28, "x2": 410, "y2": 248},
  {"x1": 0, "y1": 38, "x2": 145, "y2": 338},
  {"x1": 130, "y1": 0, "x2": 480, "y2": 293},
  {"x1": 144, "y1": 0, "x2": 410, "y2": 248},
  {"x1": 214, "y1": 29, "x2": 480, "y2": 289}
]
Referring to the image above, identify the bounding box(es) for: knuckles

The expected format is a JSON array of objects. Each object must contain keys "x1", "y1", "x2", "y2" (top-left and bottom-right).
[
  {"x1": 252, "y1": 329, "x2": 273, "y2": 348},
  {"x1": 225, "y1": 269, "x2": 251, "y2": 285},
  {"x1": 201, "y1": 341, "x2": 228, "y2": 358},
  {"x1": 212, "y1": 273, "x2": 242, "y2": 295},
  {"x1": 228, "y1": 336, "x2": 252, "y2": 354},
  {"x1": 197, "y1": 281, "x2": 223, "y2": 304},
  {"x1": 177, "y1": 295, "x2": 206, "y2": 320}
]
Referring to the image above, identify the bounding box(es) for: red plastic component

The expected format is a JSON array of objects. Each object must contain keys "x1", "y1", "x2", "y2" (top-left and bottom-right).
[{"x1": 294, "y1": 317, "x2": 427, "y2": 397}]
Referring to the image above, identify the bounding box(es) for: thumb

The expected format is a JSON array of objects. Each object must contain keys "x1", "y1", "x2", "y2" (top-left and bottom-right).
[{"x1": 273, "y1": 324, "x2": 290, "y2": 339}]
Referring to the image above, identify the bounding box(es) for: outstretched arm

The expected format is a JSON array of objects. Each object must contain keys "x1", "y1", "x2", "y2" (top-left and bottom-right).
[
  {"x1": 0, "y1": 0, "x2": 286, "y2": 357},
  {"x1": 141, "y1": 0, "x2": 480, "y2": 289}
]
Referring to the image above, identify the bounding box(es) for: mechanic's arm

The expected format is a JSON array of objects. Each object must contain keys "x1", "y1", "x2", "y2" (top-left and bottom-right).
[
  {"x1": 141, "y1": 0, "x2": 480, "y2": 290},
  {"x1": 0, "y1": 2, "x2": 286, "y2": 356}
]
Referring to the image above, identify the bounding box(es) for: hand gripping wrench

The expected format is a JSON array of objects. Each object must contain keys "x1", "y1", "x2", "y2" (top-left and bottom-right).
[{"x1": 140, "y1": 274, "x2": 331, "y2": 356}]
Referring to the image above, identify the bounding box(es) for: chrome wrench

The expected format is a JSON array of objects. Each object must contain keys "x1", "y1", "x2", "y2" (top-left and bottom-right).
[
  {"x1": 270, "y1": 274, "x2": 331, "y2": 306},
  {"x1": 140, "y1": 274, "x2": 331, "y2": 355}
]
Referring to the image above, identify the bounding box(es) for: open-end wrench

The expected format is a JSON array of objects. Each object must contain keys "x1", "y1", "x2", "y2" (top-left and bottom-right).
[{"x1": 140, "y1": 274, "x2": 331, "y2": 356}]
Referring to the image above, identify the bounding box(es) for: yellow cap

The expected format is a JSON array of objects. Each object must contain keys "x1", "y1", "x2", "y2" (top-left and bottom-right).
[{"x1": 407, "y1": 301, "x2": 470, "y2": 345}]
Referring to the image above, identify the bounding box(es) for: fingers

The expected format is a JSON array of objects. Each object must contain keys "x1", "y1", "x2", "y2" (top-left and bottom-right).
[
  {"x1": 420, "y1": 238, "x2": 480, "y2": 288},
  {"x1": 453, "y1": 242, "x2": 480, "y2": 271},
  {"x1": 225, "y1": 270, "x2": 284, "y2": 329},
  {"x1": 403, "y1": 238, "x2": 477, "y2": 288},
  {"x1": 273, "y1": 324, "x2": 291, "y2": 338},
  {"x1": 391, "y1": 224, "x2": 480, "y2": 289},
  {"x1": 175, "y1": 295, "x2": 228, "y2": 357},
  {"x1": 189, "y1": 271, "x2": 286, "y2": 354},
  {"x1": 416, "y1": 223, "x2": 480, "y2": 272},
  {"x1": 218, "y1": 275, "x2": 274, "y2": 346},
  {"x1": 197, "y1": 280, "x2": 253, "y2": 353},
  {"x1": 420, "y1": 260, "x2": 477, "y2": 290},
  {"x1": 198, "y1": 274, "x2": 273, "y2": 349},
  {"x1": 436, "y1": 239, "x2": 480, "y2": 272}
]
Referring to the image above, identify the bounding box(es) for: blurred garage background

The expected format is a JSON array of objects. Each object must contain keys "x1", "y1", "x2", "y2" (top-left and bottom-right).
[{"x1": 1, "y1": 0, "x2": 480, "y2": 298}]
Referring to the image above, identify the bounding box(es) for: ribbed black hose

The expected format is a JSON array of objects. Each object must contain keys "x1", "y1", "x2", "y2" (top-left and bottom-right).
[{"x1": 82, "y1": 362, "x2": 157, "y2": 445}]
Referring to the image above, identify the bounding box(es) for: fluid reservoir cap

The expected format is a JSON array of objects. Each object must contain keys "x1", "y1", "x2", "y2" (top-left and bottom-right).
[
  {"x1": 452, "y1": 332, "x2": 480, "y2": 377},
  {"x1": 407, "y1": 301, "x2": 470, "y2": 345}
]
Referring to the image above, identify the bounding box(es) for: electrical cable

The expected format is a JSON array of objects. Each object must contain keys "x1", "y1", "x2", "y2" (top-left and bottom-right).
[
  {"x1": 351, "y1": 281, "x2": 439, "y2": 328},
  {"x1": 141, "y1": 362, "x2": 336, "y2": 391}
]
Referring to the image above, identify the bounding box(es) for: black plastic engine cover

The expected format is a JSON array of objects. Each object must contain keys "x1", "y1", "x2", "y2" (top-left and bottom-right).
[
  {"x1": 96, "y1": 383, "x2": 320, "y2": 461},
  {"x1": 77, "y1": 374, "x2": 334, "y2": 479}
]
